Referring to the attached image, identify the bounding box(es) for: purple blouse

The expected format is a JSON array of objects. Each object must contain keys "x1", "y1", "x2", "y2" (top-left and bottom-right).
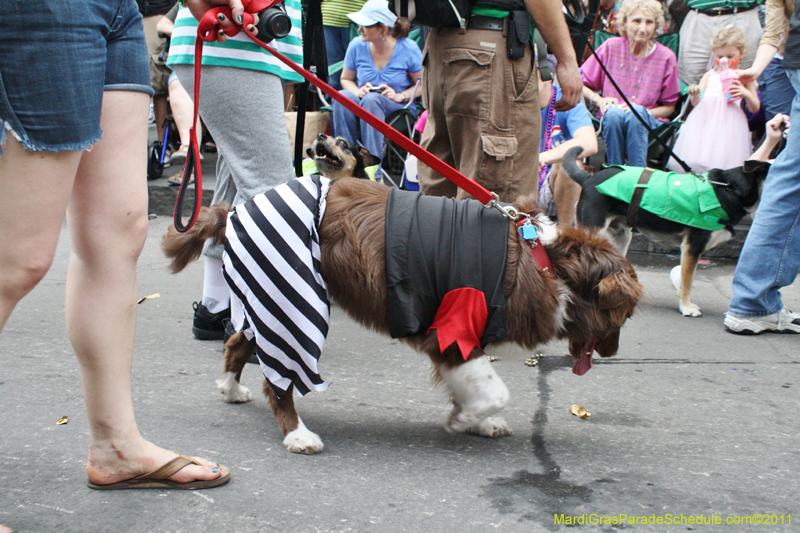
[{"x1": 581, "y1": 37, "x2": 680, "y2": 121}]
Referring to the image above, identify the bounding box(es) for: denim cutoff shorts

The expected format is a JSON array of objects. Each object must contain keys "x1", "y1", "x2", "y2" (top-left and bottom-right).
[{"x1": 0, "y1": 0, "x2": 154, "y2": 154}]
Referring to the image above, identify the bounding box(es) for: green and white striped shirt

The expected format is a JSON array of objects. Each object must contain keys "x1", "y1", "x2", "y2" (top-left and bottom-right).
[
  {"x1": 686, "y1": 0, "x2": 762, "y2": 11},
  {"x1": 167, "y1": 3, "x2": 303, "y2": 83},
  {"x1": 321, "y1": 0, "x2": 366, "y2": 28}
]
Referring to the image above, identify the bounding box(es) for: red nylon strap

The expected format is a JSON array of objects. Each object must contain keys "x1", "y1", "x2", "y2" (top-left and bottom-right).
[
  {"x1": 516, "y1": 219, "x2": 553, "y2": 276},
  {"x1": 174, "y1": 1, "x2": 497, "y2": 232}
]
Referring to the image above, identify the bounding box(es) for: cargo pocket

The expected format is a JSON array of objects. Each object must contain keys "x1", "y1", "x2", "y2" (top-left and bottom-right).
[
  {"x1": 479, "y1": 134, "x2": 518, "y2": 194},
  {"x1": 443, "y1": 48, "x2": 494, "y2": 120},
  {"x1": 481, "y1": 135, "x2": 518, "y2": 161}
]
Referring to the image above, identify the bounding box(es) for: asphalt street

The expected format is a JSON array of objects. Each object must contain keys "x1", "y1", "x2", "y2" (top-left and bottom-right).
[{"x1": 1, "y1": 211, "x2": 798, "y2": 533}]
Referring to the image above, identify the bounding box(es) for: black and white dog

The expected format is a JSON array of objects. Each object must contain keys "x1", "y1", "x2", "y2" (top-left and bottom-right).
[{"x1": 562, "y1": 146, "x2": 770, "y2": 317}]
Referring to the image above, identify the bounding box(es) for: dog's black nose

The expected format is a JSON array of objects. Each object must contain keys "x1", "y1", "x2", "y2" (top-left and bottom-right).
[{"x1": 317, "y1": 133, "x2": 327, "y2": 141}]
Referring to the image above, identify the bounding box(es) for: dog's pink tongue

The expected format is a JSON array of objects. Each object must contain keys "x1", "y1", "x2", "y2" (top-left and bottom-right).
[{"x1": 572, "y1": 340, "x2": 595, "y2": 376}]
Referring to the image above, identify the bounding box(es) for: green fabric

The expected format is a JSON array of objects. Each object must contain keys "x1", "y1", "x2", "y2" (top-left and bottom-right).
[
  {"x1": 470, "y1": 6, "x2": 536, "y2": 42},
  {"x1": 596, "y1": 167, "x2": 730, "y2": 230},
  {"x1": 302, "y1": 158, "x2": 378, "y2": 180},
  {"x1": 685, "y1": 0, "x2": 762, "y2": 9}
]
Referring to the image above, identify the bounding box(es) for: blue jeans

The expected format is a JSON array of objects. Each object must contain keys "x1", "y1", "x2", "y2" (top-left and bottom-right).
[
  {"x1": 601, "y1": 105, "x2": 663, "y2": 167},
  {"x1": 728, "y1": 69, "x2": 800, "y2": 317},
  {"x1": 0, "y1": 0, "x2": 151, "y2": 154},
  {"x1": 759, "y1": 57, "x2": 796, "y2": 121},
  {"x1": 323, "y1": 26, "x2": 351, "y2": 92},
  {"x1": 332, "y1": 90, "x2": 409, "y2": 180}
]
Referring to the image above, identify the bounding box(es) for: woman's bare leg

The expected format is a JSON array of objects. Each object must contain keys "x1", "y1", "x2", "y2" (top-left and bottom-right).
[
  {"x1": 65, "y1": 90, "x2": 222, "y2": 485},
  {"x1": 0, "y1": 134, "x2": 79, "y2": 330}
]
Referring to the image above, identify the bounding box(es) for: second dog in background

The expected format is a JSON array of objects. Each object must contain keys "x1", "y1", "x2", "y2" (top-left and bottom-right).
[
  {"x1": 306, "y1": 133, "x2": 380, "y2": 181},
  {"x1": 562, "y1": 145, "x2": 770, "y2": 317}
]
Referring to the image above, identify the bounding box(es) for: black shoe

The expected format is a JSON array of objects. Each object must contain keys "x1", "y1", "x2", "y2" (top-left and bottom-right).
[
  {"x1": 192, "y1": 302, "x2": 230, "y2": 340},
  {"x1": 221, "y1": 318, "x2": 259, "y2": 364}
]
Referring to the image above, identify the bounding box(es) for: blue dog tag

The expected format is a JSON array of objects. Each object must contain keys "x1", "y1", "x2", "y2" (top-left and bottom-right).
[{"x1": 519, "y1": 221, "x2": 537, "y2": 241}]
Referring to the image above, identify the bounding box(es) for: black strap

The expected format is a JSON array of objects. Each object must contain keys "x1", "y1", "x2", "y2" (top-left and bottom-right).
[
  {"x1": 295, "y1": 0, "x2": 329, "y2": 177},
  {"x1": 627, "y1": 168, "x2": 655, "y2": 227}
]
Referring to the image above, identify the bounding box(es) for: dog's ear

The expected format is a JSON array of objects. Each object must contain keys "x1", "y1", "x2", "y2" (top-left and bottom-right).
[
  {"x1": 597, "y1": 268, "x2": 642, "y2": 312},
  {"x1": 359, "y1": 147, "x2": 381, "y2": 168},
  {"x1": 513, "y1": 194, "x2": 543, "y2": 217},
  {"x1": 743, "y1": 159, "x2": 770, "y2": 178}
]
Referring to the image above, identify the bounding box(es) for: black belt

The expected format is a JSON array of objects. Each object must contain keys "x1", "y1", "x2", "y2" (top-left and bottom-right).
[
  {"x1": 694, "y1": 5, "x2": 756, "y2": 16},
  {"x1": 467, "y1": 15, "x2": 505, "y2": 31}
]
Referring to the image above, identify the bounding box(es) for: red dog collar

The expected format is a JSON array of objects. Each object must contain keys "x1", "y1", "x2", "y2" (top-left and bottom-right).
[{"x1": 517, "y1": 219, "x2": 554, "y2": 276}]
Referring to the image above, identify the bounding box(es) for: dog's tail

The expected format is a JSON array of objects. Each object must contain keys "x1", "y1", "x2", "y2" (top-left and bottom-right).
[
  {"x1": 161, "y1": 203, "x2": 231, "y2": 273},
  {"x1": 561, "y1": 146, "x2": 593, "y2": 186}
]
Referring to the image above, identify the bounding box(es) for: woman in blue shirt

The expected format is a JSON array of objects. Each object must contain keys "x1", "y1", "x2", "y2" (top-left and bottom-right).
[{"x1": 332, "y1": 0, "x2": 422, "y2": 182}]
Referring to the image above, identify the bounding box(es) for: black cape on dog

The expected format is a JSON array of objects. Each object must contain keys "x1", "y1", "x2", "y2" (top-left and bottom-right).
[{"x1": 385, "y1": 188, "x2": 508, "y2": 357}]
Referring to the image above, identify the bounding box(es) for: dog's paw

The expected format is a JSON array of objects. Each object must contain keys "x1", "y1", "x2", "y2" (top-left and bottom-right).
[
  {"x1": 283, "y1": 428, "x2": 325, "y2": 455},
  {"x1": 680, "y1": 302, "x2": 702, "y2": 317},
  {"x1": 466, "y1": 417, "x2": 512, "y2": 438},
  {"x1": 445, "y1": 409, "x2": 482, "y2": 434},
  {"x1": 216, "y1": 372, "x2": 252, "y2": 403}
]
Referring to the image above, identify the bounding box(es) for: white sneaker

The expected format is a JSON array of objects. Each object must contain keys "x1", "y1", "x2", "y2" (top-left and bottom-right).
[
  {"x1": 724, "y1": 308, "x2": 800, "y2": 335},
  {"x1": 149, "y1": 103, "x2": 155, "y2": 124}
]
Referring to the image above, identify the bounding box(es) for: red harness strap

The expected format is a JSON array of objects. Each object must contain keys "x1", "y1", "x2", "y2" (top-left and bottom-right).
[{"x1": 174, "y1": 1, "x2": 499, "y2": 231}]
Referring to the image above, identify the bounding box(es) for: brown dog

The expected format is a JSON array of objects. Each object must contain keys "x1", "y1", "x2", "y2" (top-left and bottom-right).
[
  {"x1": 306, "y1": 133, "x2": 380, "y2": 181},
  {"x1": 163, "y1": 178, "x2": 642, "y2": 454}
]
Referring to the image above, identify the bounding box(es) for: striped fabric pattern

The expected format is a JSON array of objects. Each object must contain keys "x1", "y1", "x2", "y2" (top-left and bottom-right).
[
  {"x1": 166, "y1": 2, "x2": 304, "y2": 82},
  {"x1": 223, "y1": 175, "x2": 333, "y2": 398},
  {"x1": 321, "y1": 0, "x2": 367, "y2": 27},
  {"x1": 686, "y1": 0, "x2": 761, "y2": 9}
]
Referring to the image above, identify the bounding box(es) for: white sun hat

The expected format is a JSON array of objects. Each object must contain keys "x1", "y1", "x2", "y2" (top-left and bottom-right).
[{"x1": 347, "y1": 0, "x2": 398, "y2": 27}]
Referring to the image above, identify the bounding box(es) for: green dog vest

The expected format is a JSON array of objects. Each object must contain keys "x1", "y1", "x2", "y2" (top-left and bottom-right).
[{"x1": 596, "y1": 167, "x2": 730, "y2": 231}]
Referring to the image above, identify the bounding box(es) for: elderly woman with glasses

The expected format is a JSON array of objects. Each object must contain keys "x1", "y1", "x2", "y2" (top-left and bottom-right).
[{"x1": 580, "y1": 0, "x2": 680, "y2": 167}]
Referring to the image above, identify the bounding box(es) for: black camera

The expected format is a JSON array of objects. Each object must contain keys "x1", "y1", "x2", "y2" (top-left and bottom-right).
[{"x1": 253, "y1": 3, "x2": 291, "y2": 44}]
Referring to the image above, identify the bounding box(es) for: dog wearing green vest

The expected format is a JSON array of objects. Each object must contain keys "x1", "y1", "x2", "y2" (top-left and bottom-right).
[{"x1": 562, "y1": 146, "x2": 770, "y2": 317}]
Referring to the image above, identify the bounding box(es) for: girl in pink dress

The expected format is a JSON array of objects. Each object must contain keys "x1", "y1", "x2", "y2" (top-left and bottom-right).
[{"x1": 668, "y1": 26, "x2": 760, "y2": 173}]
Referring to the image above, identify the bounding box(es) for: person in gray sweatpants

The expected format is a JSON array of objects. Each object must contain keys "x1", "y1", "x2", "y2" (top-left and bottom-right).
[
  {"x1": 166, "y1": 1, "x2": 304, "y2": 340},
  {"x1": 170, "y1": 63, "x2": 295, "y2": 339}
]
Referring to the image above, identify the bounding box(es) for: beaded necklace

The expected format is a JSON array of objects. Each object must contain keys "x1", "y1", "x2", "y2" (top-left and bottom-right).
[{"x1": 538, "y1": 86, "x2": 557, "y2": 193}]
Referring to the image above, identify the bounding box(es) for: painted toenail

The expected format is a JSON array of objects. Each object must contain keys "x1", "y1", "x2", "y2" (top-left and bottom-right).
[{"x1": 211, "y1": 467, "x2": 219, "y2": 474}]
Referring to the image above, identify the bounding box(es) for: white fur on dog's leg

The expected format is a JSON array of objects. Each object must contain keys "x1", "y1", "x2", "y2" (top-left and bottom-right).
[
  {"x1": 283, "y1": 417, "x2": 324, "y2": 455},
  {"x1": 466, "y1": 416, "x2": 512, "y2": 438},
  {"x1": 439, "y1": 356, "x2": 510, "y2": 434},
  {"x1": 216, "y1": 372, "x2": 252, "y2": 403},
  {"x1": 680, "y1": 301, "x2": 702, "y2": 317}
]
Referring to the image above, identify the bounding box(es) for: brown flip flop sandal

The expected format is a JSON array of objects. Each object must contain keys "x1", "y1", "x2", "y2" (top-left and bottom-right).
[{"x1": 87, "y1": 454, "x2": 230, "y2": 490}]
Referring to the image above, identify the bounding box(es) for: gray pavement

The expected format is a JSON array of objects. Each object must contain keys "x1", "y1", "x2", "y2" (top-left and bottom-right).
[{"x1": 1, "y1": 213, "x2": 798, "y2": 533}]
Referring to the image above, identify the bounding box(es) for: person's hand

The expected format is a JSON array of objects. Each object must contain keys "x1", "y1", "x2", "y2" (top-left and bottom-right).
[
  {"x1": 379, "y1": 86, "x2": 402, "y2": 102},
  {"x1": 594, "y1": 96, "x2": 619, "y2": 116},
  {"x1": 357, "y1": 83, "x2": 375, "y2": 99},
  {"x1": 554, "y1": 61, "x2": 582, "y2": 111},
  {"x1": 186, "y1": 0, "x2": 259, "y2": 42},
  {"x1": 728, "y1": 79, "x2": 750, "y2": 100},
  {"x1": 766, "y1": 113, "x2": 789, "y2": 142},
  {"x1": 686, "y1": 84, "x2": 702, "y2": 97},
  {"x1": 735, "y1": 67, "x2": 759, "y2": 86}
]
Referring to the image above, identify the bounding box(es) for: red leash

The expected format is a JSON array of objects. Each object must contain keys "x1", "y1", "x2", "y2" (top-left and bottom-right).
[{"x1": 173, "y1": 4, "x2": 554, "y2": 272}]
